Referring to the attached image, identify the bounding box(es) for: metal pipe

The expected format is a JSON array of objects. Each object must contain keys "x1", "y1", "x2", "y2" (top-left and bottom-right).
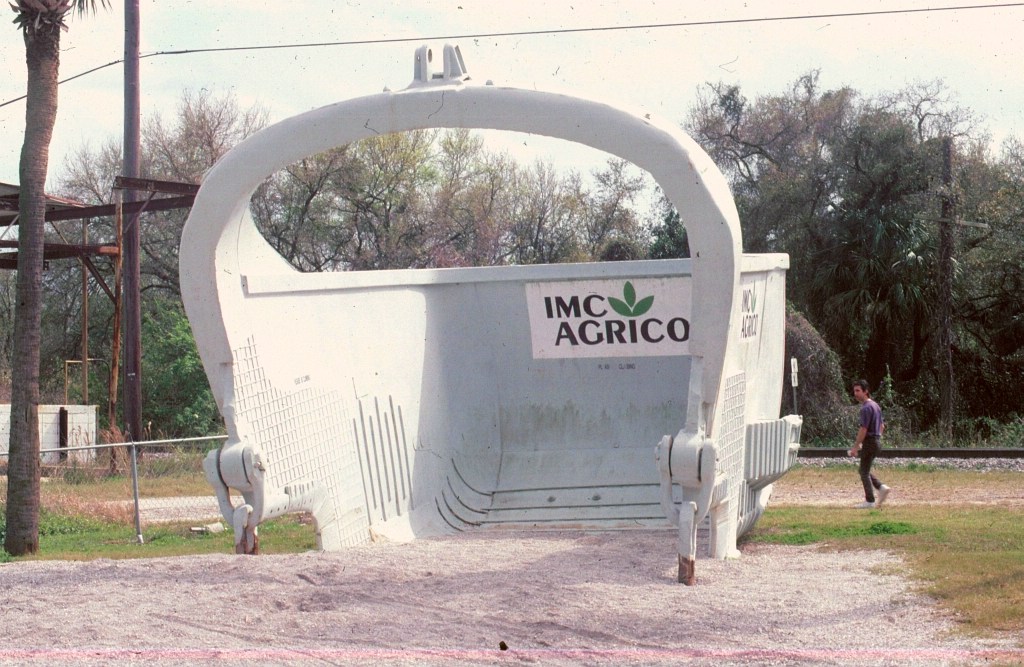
[
  {"x1": 0, "y1": 434, "x2": 228, "y2": 457},
  {"x1": 129, "y1": 441, "x2": 144, "y2": 544}
]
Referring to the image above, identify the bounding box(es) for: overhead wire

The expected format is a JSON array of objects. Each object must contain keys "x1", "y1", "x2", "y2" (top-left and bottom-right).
[{"x1": 1, "y1": 2, "x2": 1023, "y2": 109}]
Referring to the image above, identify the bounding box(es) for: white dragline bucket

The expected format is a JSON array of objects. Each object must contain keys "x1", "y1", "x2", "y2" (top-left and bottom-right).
[{"x1": 180, "y1": 44, "x2": 801, "y2": 580}]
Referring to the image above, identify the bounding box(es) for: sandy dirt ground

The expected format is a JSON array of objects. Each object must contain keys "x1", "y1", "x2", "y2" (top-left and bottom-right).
[
  {"x1": 770, "y1": 462, "x2": 1024, "y2": 507},
  {"x1": 1, "y1": 471, "x2": 1021, "y2": 666}
]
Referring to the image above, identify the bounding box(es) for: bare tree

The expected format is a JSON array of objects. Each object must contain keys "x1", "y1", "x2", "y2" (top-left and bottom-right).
[
  {"x1": 59, "y1": 90, "x2": 269, "y2": 295},
  {"x1": 505, "y1": 161, "x2": 588, "y2": 265},
  {"x1": 582, "y1": 158, "x2": 648, "y2": 258}
]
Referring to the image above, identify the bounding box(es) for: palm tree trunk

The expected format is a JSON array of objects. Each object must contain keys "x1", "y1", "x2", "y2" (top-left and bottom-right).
[{"x1": 4, "y1": 28, "x2": 61, "y2": 557}]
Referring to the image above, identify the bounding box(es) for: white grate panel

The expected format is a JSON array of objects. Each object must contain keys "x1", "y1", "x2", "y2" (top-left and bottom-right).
[{"x1": 230, "y1": 336, "x2": 368, "y2": 547}]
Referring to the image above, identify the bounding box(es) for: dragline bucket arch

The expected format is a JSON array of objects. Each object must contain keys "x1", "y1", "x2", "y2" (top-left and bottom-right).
[{"x1": 180, "y1": 45, "x2": 801, "y2": 574}]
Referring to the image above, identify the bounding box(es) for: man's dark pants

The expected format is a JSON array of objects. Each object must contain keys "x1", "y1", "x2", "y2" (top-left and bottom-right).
[{"x1": 859, "y1": 436, "x2": 883, "y2": 502}]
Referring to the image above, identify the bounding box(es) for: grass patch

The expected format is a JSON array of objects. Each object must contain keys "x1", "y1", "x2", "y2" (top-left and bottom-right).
[
  {"x1": 755, "y1": 517, "x2": 917, "y2": 545},
  {"x1": 1, "y1": 510, "x2": 318, "y2": 561},
  {"x1": 41, "y1": 473, "x2": 212, "y2": 501}
]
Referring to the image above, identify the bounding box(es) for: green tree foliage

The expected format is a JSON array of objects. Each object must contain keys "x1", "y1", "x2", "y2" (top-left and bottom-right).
[
  {"x1": 140, "y1": 299, "x2": 220, "y2": 438},
  {"x1": 648, "y1": 194, "x2": 690, "y2": 259},
  {"x1": 688, "y1": 72, "x2": 1021, "y2": 434},
  {"x1": 340, "y1": 130, "x2": 437, "y2": 269},
  {"x1": 952, "y1": 138, "x2": 1024, "y2": 422},
  {"x1": 805, "y1": 111, "x2": 935, "y2": 387}
]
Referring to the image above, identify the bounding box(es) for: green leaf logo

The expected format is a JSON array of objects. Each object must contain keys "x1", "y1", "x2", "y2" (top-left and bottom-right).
[{"x1": 607, "y1": 281, "x2": 654, "y2": 318}]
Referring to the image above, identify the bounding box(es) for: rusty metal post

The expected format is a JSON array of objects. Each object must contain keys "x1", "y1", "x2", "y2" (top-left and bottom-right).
[
  {"x1": 679, "y1": 555, "x2": 696, "y2": 585},
  {"x1": 108, "y1": 198, "x2": 124, "y2": 474}
]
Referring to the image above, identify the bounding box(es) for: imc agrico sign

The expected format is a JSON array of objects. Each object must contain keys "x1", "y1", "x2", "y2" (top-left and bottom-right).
[{"x1": 525, "y1": 278, "x2": 692, "y2": 359}]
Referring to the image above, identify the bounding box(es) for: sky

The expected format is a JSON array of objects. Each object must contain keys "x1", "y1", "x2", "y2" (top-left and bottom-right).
[{"x1": 1, "y1": 0, "x2": 1023, "y2": 190}]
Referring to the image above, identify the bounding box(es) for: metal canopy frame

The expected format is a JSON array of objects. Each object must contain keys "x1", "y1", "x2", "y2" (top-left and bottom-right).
[{"x1": 1, "y1": 176, "x2": 197, "y2": 429}]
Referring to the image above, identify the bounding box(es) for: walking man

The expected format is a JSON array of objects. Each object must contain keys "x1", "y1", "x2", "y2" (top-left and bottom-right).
[{"x1": 848, "y1": 379, "x2": 891, "y2": 508}]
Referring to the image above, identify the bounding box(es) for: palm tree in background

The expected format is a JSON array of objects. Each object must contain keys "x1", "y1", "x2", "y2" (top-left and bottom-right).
[{"x1": 5, "y1": 0, "x2": 110, "y2": 556}]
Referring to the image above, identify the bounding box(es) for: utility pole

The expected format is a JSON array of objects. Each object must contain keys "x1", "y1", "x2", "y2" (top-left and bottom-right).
[
  {"x1": 123, "y1": 0, "x2": 143, "y2": 441},
  {"x1": 937, "y1": 137, "x2": 955, "y2": 438},
  {"x1": 81, "y1": 220, "x2": 88, "y2": 403}
]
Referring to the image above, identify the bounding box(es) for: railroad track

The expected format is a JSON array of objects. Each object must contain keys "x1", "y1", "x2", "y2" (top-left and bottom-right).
[{"x1": 799, "y1": 447, "x2": 1024, "y2": 459}]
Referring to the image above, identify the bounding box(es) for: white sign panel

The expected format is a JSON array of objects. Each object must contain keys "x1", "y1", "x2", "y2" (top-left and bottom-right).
[
  {"x1": 525, "y1": 277, "x2": 692, "y2": 359},
  {"x1": 738, "y1": 275, "x2": 766, "y2": 343}
]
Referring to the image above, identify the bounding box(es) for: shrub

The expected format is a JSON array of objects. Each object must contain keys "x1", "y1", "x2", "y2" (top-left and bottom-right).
[
  {"x1": 782, "y1": 304, "x2": 851, "y2": 444},
  {"x1": 952, "y1": 414, "x2": 1024, "y2": 448}
]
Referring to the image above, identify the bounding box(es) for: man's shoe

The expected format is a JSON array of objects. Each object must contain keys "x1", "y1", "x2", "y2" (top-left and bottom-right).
[
  {"x1": 876, "y1": 485, "x2": 891, "y2": 508},
  {"x1": 855, "y1": 501, "x2": 874, "y2": 509}
]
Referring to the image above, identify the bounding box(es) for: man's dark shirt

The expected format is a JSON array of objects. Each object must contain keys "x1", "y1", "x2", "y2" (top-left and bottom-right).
[{"x1": 859, "y1": 399, "x2": 883, "y2": 438}]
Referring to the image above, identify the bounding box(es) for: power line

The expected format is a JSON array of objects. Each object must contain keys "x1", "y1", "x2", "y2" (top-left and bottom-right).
[
  {"x1": 2, "y1": 2, "x2": 1023, "y2": 109},
  {"x1": 151, "y1": 1, "x2": 1024, "y2": 55}
]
